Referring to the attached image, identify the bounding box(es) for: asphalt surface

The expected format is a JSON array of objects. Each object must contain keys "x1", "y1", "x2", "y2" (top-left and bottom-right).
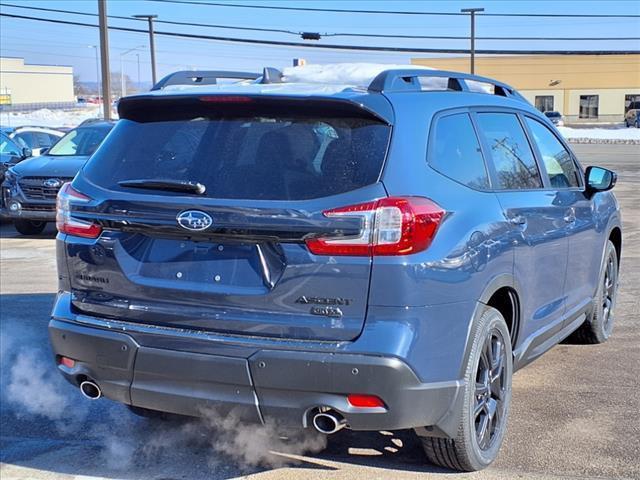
[{"x1": 1, "y1": 143, "x2": 638, "y2": 480}]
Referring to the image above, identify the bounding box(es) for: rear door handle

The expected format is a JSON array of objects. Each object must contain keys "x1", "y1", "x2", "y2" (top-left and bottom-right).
[
  {"x1": 508, "y1": 215, "x2": 526, "y2": 226},
  {"x1": 564, "y1": 208, "x2": 576, "y2": 223}
]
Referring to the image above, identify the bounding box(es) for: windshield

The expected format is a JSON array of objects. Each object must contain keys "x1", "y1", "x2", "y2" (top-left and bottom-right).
[
  {"x1": 48, "y1": 125, "x2": 111, "y2": 157},
  {"x1": 0, "y1": 133, "x2": 25, "y2": 155},
  {"x1": 84, "y1": 116, "x2": 390, "y2": 201}
]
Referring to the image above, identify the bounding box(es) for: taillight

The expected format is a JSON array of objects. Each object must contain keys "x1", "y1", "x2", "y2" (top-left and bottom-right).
[
  {"x1": 56, "y1": 183, "x2": 102, "y2": 239},
  {"x1": 306, "y1": 196, "x2": 444, "y2": 257},
  {"x1": 347, "y1": 394, "x2": 386, "y2": 408}
]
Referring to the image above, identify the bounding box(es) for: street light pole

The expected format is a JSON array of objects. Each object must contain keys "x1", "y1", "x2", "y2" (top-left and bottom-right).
[
  {"x1": 119, "y1": 46, "x2": 145, "y2": 98},
  {"x1": 461, "y1": 8, "x2": 484, "y2": 74},
  {"x1": 133, "y1": 14, "x2": 158, "y2": 85},
  {"x1": 98, "y1": 0, "x2": 111, "y2": 120},
  {"x1": 88, "y1": 45, "x2": 100, "y2": 98}
]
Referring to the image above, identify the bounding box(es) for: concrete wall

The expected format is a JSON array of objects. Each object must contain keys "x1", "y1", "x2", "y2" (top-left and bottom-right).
[
  {"x1": 411, "y1": 55, "x2": 640, "y2": 123},
  {"x1": 0, "y1": 57, "x2": 75, "y2": 106}
]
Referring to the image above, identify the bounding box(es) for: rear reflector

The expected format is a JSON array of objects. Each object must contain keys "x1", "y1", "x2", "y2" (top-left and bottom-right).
[
  {"x1": 59, "y1": 356, "x2": 75, "y2": 368},
  {"x1": 56, "y1": 183, "x2": 102, "y2": 239},
  {"x1": 347, "y1": 394, "x2": 385, "y2": 408},
  {"x1": 306, "y1": 196, "x2": 444, "y2": 257}
]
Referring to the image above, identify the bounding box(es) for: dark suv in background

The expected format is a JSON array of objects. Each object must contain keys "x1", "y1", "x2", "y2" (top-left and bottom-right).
[
  {"x1": 49, "y1": 68, "x2": 621, "y2": 471},
  {"x1": 2, "y1": 120, "x2": 113, "y2": 234}
]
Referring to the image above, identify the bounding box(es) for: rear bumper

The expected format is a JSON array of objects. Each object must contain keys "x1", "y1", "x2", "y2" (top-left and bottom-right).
[{"x1": 49, "y1": 316, "x2": 463, "y2": 435}]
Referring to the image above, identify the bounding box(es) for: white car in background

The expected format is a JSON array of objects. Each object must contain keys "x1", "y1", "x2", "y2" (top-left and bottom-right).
[{"x1": 0, "y1": 126, "x2": 66, "y2": 156}]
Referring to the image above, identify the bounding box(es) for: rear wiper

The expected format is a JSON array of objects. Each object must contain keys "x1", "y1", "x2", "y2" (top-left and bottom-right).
[{"x1": 118, "y1": 179, "x2": 206, "y2": 195}]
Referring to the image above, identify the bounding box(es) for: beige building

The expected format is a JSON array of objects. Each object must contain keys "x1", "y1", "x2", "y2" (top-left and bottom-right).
[
  {"x1": 412, "y1": 54, "x2": 640, "y2": 124},
  {"x1": 0, "y1": 56, "x2": 75, "y2": 108}
]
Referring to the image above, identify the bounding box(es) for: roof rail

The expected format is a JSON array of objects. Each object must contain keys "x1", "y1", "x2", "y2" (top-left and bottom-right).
[
  {"x1": 368, "y1": 69, "x2": 528, "y2": 102},
  {"x1": 151, "y1": 70, "x2": 260, "y2": 91}
]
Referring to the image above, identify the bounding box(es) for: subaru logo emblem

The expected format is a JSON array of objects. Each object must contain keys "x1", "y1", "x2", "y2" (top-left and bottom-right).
[
  {"x1": 176, "y1": 210, "x2": 213, "y2": 231},
  {"x1": 43, "y1": 178, "x2": 62, "y2": 188}
]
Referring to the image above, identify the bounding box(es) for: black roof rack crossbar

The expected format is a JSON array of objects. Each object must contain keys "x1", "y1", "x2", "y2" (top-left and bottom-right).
[
  {"x1": 368, "y1": 69, "x2": 527, "y2": 102},
  {"x1": 151, "y1": 70, "x2": 260, "y2": 91}
]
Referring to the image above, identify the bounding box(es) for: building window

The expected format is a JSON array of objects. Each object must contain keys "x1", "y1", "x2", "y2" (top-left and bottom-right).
[
  {"x1": 625, "y1": 94, "x2": 640, "y2": 112},
  {"x1": 579, "y1": 95, "x2": 599, "y2": 119},
  {"x1": 535, "y1": 96, "x2": 554, "y2": 112}
]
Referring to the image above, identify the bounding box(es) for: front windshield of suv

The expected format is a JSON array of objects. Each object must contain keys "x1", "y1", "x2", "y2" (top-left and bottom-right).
[{"x1": 48, "y1": 125, "x2": 111, "y2": 157}]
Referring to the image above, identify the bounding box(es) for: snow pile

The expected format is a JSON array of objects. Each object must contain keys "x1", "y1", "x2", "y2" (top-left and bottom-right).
[
  {"x1": 282, "y1": 62, "x2": 432, "y2": 87},
  {"x1": 0, "y1": 106, "x2": 107, "y2": 128},
  {"x1": 558, "y1": 126, "x2": 640, "y2": 144}
]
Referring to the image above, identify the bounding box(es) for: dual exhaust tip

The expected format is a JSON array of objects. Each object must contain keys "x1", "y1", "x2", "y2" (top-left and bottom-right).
[
  {"x1": 79, "y1": 379, "x2": 102, "y2": 400},
  {"x1": 311, "y1": 409, "x2": 346, "y2": 435}
]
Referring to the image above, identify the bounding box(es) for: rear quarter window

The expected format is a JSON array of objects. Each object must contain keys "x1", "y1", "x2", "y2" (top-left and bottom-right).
[{"x1": 429, "y1": 112, "x2": 489, "y2": 189}]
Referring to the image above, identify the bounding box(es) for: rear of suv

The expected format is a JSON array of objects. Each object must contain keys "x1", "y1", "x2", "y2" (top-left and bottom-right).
[{"x1": 50, "y1": 67, "x2": 621, "y2": 471}]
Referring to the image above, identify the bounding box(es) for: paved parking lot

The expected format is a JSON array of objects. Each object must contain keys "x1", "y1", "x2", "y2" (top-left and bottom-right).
[{"x1": 1, "y1": 143, "x2": 638, "y2": 480}]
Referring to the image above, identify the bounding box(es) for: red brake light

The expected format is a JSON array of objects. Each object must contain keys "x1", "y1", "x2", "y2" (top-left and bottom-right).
[
  {"x1": 199, "y1": 95, "x2": 253, "y2": 103},
  {"x1": 305, "y1": 196, "x2": 444, "y2": 257},
  {"x1": 347, "y1": 394, "x2": 386, "y2": 408},
  {"x1": 58, "y1": 356, "x2": 76, "y2": 368},
  {"x1": 56, "y1": 183, "x2": 102, "y2": 239}
]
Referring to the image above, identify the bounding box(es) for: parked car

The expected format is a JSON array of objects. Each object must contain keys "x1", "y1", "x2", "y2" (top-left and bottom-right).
[
  {"x1": 2, "y1": 120, "x2": 114, "y2": 234},
  {"x1": 1, "y1": 125, "x2": 65, "y2": 156},
  {"x1": 624, "y1": 101, "x2": 640, "y2": 128},
  {"x1": 1, "y1": 131, "x2": 31, "y2": 178},
  {"x1": 49, "y1": 68, "x2": 621, "y2": 472},
  {"x1": 543, "y1": 110, "x2": 564, "y2": 126}
]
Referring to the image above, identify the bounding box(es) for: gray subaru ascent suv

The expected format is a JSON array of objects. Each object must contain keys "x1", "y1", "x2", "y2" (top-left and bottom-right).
[{"x1": 49, "y1": 67, "x2": 621, "y2": 471}]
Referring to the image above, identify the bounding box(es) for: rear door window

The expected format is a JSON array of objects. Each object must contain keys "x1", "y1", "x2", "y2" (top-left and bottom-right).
[
  {"x1": 476, "y1": 112, "x2": 542, "y2": 190},
  {"x1": 84, "y1": 115, "x2": 391, "y2": 200},
  {"x1": 429, "y1": 112, "x2": 489, "y2": 189},
  {"x1": 524, "y1": 117, "x2": 580, "y2": 188}
]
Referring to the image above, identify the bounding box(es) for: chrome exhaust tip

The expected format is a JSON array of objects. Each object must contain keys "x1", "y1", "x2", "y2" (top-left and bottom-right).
[
  {"x1": 79, "y1": 380, "x2": 102, "y2": 400},
  {"x1": 312, "y1": 411, "x2": 346, "y2": 434}
]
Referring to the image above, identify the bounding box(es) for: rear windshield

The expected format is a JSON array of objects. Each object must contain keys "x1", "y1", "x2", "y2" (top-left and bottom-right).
[{"x1": 83, "y1": 116, "x2": 390, "y2": 200}]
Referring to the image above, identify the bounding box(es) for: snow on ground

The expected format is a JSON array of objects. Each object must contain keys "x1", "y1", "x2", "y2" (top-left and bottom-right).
[
  {"x1": 0, "y1": 106, "x2": 107, "y2": 128},
  {"x1": 557, "y1": 126, "x2": 640, "y2": 142}
]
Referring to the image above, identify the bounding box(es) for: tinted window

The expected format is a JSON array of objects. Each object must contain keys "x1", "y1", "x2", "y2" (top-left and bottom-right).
[
  {"x1": 48, "y1": 126, "x2": 111, "y2": 156},
  {"x1": 477, "y1": 113, "x2": 542, "y2": 190},
  {"x1": 14, "y1": 132, "x2": 35, "y2": 147},
  {"x1": 525, "y1": 117, "x2": 580, "y2": 188},
  {"x1": 430, "y1": 113, "x2": 489, "y2": 189},
  {"x1": 84, "y1": 116, "x2": 390, "y2": 201}
]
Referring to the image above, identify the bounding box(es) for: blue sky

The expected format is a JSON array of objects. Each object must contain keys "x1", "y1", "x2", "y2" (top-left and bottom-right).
[{"x1": 1, "y1": 0, "x2": 638, "y2": 83}]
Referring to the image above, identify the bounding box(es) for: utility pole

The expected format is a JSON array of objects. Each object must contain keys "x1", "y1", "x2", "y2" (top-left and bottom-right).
[
  {"x1": 133, "y1": 14, "x2": 158, "y2": 85},
  {"x1": 98, "y1": 0, "x2": 111, "y2": 120},
  {"x1": 461, "y1": 8, "x2": 484, "y2": 74}
]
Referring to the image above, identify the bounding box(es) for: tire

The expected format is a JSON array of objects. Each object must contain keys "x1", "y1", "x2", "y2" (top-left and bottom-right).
[
  {"x1": 13, "y1": 219, "x2": 46, "y2": 235},
  {"x1": 420, "y1": 306, "x2": 513, "y2": 471},
  {"x1": 567, "y1": 240, "x2": 618, "y2": 344}
]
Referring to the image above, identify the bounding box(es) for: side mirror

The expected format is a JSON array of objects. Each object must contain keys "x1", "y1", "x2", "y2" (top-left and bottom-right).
[
  {"x1": 585, "y1": 166, "x2": 616, "y2": 195},
  {"x1": 21, "y1": 147, "x2": 32, "y2": 159}
]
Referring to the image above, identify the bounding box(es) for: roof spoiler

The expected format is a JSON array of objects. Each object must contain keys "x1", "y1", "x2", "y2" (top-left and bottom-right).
[{"x1": 151, "y1": 70, "x2": 260, "y2": 91}]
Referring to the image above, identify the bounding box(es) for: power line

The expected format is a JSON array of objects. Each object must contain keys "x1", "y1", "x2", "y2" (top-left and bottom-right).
[
  {"x1": 2, "y1": 12, "x2": 639, "y2": 55},
  {"x1": 0, "y1": 2, "x2": 298, "y2": 35},
  {"x1": 143, "y1": 0, "x2": 640, "y2": 18},
  {"x1": 1, "y1": 3, "x2": 637, "y2": 42}
]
